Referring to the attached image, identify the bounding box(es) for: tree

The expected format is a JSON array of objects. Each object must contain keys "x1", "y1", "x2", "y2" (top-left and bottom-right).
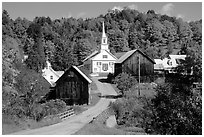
[
  {"x1": 148, "y1": 82, "x2": 202, "y2": 135},
  {"x1": 113, "y1": 73, "x2": 137, "y2": 95},
  {"x1": 51, "y1": 41, "x2": 77, "y2": 71},
  {"x1": 107, "y1": 29, "x2": 129, "y2": 52},
  {"x1": 26, "y1": 23, "x2": 46, "y2": 72},
  {"x1": 73, "y1": 38, "x2": 92, "y2": 65}
]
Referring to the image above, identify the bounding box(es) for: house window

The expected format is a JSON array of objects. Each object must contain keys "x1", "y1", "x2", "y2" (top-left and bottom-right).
[
  {"x1": 50, "y1": 75, "x2": 53, "y2": 80},
  {"x1": 103, "y1": 55, "x2": 108, "y2": 58}
]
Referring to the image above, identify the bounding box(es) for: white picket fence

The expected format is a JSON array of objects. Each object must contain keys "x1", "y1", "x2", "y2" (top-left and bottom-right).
[{"x1": 57, "y1": 108, "x2": 75, "y2": 120}]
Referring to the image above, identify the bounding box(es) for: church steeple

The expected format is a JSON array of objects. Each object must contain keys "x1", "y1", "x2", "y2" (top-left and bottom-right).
[{"x1": 101, "y1": 21, "x2": 109, "y2": 51}]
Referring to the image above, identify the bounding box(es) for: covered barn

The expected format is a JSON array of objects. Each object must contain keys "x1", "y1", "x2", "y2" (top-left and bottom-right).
[
  {"x1": 55, "y1": 66, "x2": 92, "y2": 105},
  {"x1": 115, "y1": 49, "x2": 155, "y2": 82}
]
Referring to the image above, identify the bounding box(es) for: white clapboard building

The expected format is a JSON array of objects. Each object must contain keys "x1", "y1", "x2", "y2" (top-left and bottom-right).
[{"x1": 83, "y1": 22, "x2": 117, "y2": 76}]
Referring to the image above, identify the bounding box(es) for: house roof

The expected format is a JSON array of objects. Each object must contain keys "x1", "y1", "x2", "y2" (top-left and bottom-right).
[
  {"x1": 169, "y1": 55, "x2": 186, "y2": 60},
  {"x1": 154, "y1": 59, "x2": 163, "y2": 64},
  {"x1": 55, "y1": 71, "x2": 64, "y2": 77},
  {"x1": 154, "y1": 64, "x2": 164, "y2": 70},
  {"x1": 116, "y1": 49, "x2": 155, "y2": 64}
]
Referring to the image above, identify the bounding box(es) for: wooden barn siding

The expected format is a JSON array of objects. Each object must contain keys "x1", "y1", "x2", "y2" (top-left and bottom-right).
[
  {"x1": 55, "y1": 68, "x2": 89, "y2": 105},
  {"x1": 121, "y1": 51, "x2": 154, "y2": 82}
]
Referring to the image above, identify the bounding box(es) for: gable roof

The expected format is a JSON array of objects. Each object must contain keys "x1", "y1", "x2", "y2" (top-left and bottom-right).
[
  {"x1": 116, "y1": 49, "x2": 155, "y2": 64},
  {"x1": 104, "y1": 50, "x2": 118, "y2": 60},
  {"x1": 72, "y1": 66, "x2": 92, "y2": 83},
  {"x1": 115, "y1": 52, "x2": 126, "y2": 59},
  {"x1": 83, "y1": 50, "x2": 99, "y2": 62},
  {"x1": 83, "y1": 49, "x2": 117, "y2": 62},
  {"x1": 56, "y1": 66, "x2": 92, "y2": 84},
  {"x1": 55, "y1": 71, "x2": 64, "y2": 77}
]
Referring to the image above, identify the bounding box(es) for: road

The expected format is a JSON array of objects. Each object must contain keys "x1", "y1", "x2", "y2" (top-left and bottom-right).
[{"x1": 12, "y1": 77, "x2": 117, "y2": 135}]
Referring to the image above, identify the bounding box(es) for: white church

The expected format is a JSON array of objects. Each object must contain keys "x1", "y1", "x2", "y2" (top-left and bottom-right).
[{"x1": 83, "y1": 22, "x2": 117, "y2": 75}]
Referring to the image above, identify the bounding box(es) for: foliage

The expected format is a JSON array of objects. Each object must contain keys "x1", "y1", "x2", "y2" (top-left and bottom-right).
[
  {"x1": 113, "y1": 73, "x2": 137, "y2": 95},
  {"x1": 147, "y1": 82, "x2": 202, "y2": 135}
]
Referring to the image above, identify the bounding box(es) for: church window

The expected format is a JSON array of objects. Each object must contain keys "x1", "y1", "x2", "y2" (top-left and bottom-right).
[
  {"x1": 103, "y1": 55, "x2": 108, "y2": 58},
  {"x1": 97, "y1": 62, "x2": 101, "y2": 65}
]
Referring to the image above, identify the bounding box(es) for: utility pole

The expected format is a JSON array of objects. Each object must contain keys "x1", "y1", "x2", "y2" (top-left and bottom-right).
[{"x1": 138, "y1": 55, "x2": 140, "y2": 96}]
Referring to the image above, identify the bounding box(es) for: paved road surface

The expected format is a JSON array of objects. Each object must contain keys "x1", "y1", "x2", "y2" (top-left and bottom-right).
[{"x1": 12, "y1": 77, "x2": 117, "y2": 135}]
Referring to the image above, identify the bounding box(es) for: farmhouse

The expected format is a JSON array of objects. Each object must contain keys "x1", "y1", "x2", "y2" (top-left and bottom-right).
[
  {"x1": 55, "y1": 66, "x2": 92, "y2": 105},
  {"x1": 154, "y1": 55, "x2": 186, "y2": 74},
  {"x1": 83, "y1": 22, "x2": 117, "y2": 76},
  {"x1": 115, "y1": 49, "x2": 155, "y2": 82}
]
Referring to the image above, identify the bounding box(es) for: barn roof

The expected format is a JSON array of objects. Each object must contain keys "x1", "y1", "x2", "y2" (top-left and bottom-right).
[
  {"x1": 116, "y1": 49, "x2": 155, "y2": 64},
  {"x1": 114, "y1": 52, "x2": 126, "y2": 59},
  {"x1": 72, "y1": 66, "x2": 92, "y2": 83},
  {"x1": 56, "y1": 66, "x2": 92, "y2": 84}
]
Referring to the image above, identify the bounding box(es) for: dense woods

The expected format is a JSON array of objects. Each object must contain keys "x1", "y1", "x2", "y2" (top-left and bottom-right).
[{"x1": 2, "y1": 6, "x2": 202, "y2": 134}]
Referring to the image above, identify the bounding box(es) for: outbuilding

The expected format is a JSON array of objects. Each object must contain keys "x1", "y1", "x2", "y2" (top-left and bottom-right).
[
  {"x1": 115, "y1": 49, "x2": 155, "y2": 82},
  {"x1": 55, "y1": 66, "x2": 92, "y2": 105}
]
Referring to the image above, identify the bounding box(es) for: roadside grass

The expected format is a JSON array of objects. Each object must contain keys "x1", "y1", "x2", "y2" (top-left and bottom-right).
[
  {"x1": 74, "y1": 120, "x2": 130, "y2": 135},
  {"x1": 111, "y1": 82, "x2": 156, "y2": 98},
  {"x1": 2, "y1": 115, "x2": 62, "y2": 135}
]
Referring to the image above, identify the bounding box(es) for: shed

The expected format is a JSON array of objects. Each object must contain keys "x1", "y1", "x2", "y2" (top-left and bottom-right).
[
  {"x1": 115, "y1": 49, "x2": 155, "y2": 82},
  {"x1": 55, "y1": 66, "x2": 92, "y2": 105}
]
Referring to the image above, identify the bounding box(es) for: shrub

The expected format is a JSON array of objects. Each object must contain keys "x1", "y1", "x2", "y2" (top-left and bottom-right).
[
  {"x1": 148, "y1": 82, "x2": 202, "y2": 135},
  {"x1": 107, "y1": 73, "x2": 114, "y2": 83},
  {"x1": 113, "y1": 73, "x2": 137, "y2": 95}
]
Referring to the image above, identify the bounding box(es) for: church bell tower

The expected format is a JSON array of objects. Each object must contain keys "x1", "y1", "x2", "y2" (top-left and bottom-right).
[{"x1": 101, "y1": 21, "x2": 109, "y2": 51}]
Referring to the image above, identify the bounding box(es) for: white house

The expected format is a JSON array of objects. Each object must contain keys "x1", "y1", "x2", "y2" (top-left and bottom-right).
[
  {"x1": 42, "y1": 61, "x2": 64, "y2": 86},
  {"x1": 83, "y1": 22, "x2": 117, "y2": 75},
  {"x1": 154, "y1": 55, "x2": 186, "y2": 73}
]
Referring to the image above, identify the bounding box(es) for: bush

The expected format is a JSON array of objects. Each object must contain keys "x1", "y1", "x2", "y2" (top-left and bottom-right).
[
  {"x1": 113, "y1": 73, "x2": 137, "y2": 95},
  {"x1": 107, "y1": 73, "x2": 114, "y2": 83},
  {"x1": 111, "y1": 97, "x2": 152, "y2": 128},
  {"x1": 3, "y1": 92, "x2": 67, "y2": 122},
  {"x1": 148, "y1": 82, "x2": 202, "y2": 135}
]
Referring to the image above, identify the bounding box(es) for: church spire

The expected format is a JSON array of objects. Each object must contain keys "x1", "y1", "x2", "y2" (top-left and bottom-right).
[
  {"x1": 102, "y1": 21, "x2": 106, "y2": 38},
  {"x1": 101, "y1": 21, "x2": 109, "y2": 51}
]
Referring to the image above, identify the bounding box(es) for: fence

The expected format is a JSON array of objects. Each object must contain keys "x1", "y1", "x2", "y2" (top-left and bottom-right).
[{"x1": 57, "y1": 108, "x2": 75, "y2": 120}]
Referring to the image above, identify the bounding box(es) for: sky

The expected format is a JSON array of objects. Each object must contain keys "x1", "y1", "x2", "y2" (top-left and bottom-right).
[{"x1": 2, "y1": 2, "x2": 202, "y2": 22}]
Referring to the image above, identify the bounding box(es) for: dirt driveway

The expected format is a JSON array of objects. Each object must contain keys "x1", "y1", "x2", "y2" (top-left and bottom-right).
[{"x1": 12, "y1": 77, "x2": 117, "y2": 135}]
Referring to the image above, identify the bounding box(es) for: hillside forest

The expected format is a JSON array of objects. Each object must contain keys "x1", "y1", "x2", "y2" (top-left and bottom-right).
[{"x1": 2, "y1": 7, "x2": 202, "y2": 134}]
